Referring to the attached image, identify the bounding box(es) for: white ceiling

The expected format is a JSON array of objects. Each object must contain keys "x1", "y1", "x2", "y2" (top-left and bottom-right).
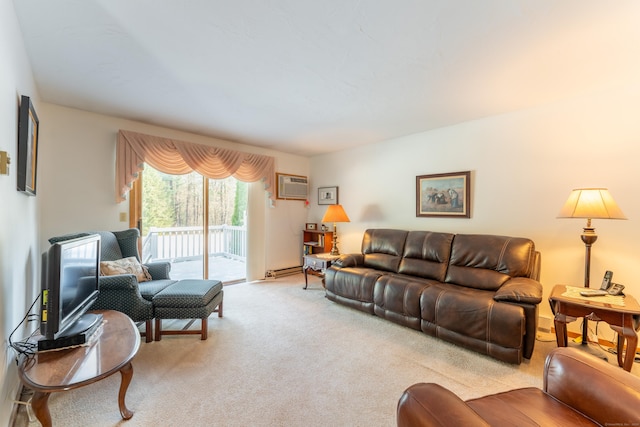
[{"x1": 12, "y1": 1, "x2": 640, "y2": 156}]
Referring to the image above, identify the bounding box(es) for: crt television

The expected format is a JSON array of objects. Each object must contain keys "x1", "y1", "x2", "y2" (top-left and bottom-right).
[{"x1": 40, "y1": 234, "x2": 102, "y2": 342}]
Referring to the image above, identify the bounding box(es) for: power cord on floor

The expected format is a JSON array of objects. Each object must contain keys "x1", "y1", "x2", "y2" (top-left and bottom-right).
[
  {"x1": 8, "y1": 296, "x2": 41, "y2": 365},
  {"x1": 538, "y1": 319, "x2": 640, "y2": 364},
  {"x1": 587, "y1": 320, "x2": 640, "y2": 363}
]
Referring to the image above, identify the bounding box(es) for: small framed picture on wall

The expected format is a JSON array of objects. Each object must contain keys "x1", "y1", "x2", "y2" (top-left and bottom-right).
[{"x1": 318, "y1": 186, "x2": 338, "y2": 205}]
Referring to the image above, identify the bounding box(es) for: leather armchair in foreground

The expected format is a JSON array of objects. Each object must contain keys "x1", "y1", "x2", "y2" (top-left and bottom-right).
[{"x1": 397, "y1": 347, "x2": 640, "y2": 426}]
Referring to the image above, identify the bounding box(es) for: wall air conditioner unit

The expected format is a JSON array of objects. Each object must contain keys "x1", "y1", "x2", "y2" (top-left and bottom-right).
[{"x1": 276, "y1": 173, "x2": 308, "y2": 200}]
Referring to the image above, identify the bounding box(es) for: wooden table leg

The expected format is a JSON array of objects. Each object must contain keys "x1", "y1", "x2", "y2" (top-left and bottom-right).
[
  {"x1": 611, "y1": 321, "x2": 638, "y2": 372},
  {"x1": 620, "y1": 324, "x2": 638, "y2": 372},
  {"x1": 145, "y1": 320, "x2": 153, "y2": 343},
  {"x1": 554, "y1": 313, "x2": 570, "y2": 347},
  {"x1": 31, "y1": 391, "x2": 52, "y2": 427},
  {"x1": 201, "y1": 318, "x2": 208, "y2": 340},
  {"x1": 118, "y1": 362, "x2": 135, "y2": 420},
  {"x1": 623, "y1": 332, "x2": 638, "y2": 372},
  {"x1": 616, "y1": 334, "x2": 625, "y2": 367}
]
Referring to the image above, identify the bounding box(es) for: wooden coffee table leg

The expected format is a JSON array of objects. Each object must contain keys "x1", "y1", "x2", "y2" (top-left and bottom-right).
[
  {"x1": 118, "y1": 362, "x2": 135, "y2": 420},
  {"x1": 31, "y1": 391, "x2": 52, "y2": 427}
]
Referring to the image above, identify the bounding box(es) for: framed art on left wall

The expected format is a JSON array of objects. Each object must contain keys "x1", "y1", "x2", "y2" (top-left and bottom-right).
[{"x1": 17, "y1": 95, "x2": 39, "y2": 196}]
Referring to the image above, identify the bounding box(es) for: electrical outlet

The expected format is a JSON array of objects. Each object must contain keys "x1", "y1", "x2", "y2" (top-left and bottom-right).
[
  {"x1": 0, "y1": 151, "x2": 10, "y2": 175},
  {"x1": 265, "y1": 270, "x2": 276, "y2": 279},
  {"x1": 119, "y1": 212, "x2": 127, "y2": 222}
]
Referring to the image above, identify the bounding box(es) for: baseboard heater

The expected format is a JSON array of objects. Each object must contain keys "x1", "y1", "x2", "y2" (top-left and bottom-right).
[{"x1": 266, "y1": 266, "x2": 302, "y2": 278}]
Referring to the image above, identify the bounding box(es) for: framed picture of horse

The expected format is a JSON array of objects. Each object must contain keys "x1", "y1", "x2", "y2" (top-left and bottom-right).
[{"x1": 416, "y1": 171, "x2": 471, "y2": 218}]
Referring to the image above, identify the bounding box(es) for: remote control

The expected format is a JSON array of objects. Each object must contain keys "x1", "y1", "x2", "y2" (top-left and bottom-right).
[{"x1": 580, "y1": 289, "x2": 608, "y2": 297}]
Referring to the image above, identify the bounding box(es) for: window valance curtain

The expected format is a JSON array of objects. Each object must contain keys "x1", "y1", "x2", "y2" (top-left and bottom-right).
[{"x1": 116, "y1": 129, "x2": 275, "y2": 203}]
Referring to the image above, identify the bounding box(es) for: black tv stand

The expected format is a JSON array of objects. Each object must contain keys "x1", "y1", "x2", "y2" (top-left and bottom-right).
[{"x1": 37, "y1": 312, "x2": 104, "y2": 351}]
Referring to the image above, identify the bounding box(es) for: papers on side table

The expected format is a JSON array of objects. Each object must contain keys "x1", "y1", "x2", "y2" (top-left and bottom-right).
[
  {"x1": 313, "y1": 253, "x2": 339, "y2": 260},
  {"x1": 562, "y1": 285, "x2": 626, "y2": 306}
]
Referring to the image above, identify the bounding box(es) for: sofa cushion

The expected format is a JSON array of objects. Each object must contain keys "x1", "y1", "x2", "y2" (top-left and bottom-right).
[
  {"x1": 111, "y1": 228, "x2": 142, "y2": 259},
  {"x1": 398, "y1": 231, "x2": 454, "y2": 281},
  {"x1": 138, "y1": 279, "x2": 179, "y2": 301},
  {"x1": 373, "y1": 275, "x2": 435, "y2": 330},
  {"x1": 324, "y1": 267, "x2": 385, "y2": 314},
  {"x1": 100, "y1": 257, "x2": 152, "y2": 282},
  {"x1": 445, "y1": 234, "x2": 536, "y2": 290},
  {"x1": 420, "y1": 284, "x2": 525, "y2": 363},
  {"x1": 361, "y1": 229, "x2": 408, "y2": 273},
  {"x1": 94, "y1": 231, "x2": 125, "y2": 261}
]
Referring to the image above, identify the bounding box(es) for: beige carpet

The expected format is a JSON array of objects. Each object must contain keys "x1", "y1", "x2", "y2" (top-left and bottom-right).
[{"x1": 14, "y1": 275, "x2": 632, "y2": 427}]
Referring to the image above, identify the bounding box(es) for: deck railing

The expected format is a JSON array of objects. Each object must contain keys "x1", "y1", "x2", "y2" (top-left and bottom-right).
[{"x1": 141, "y1": 225, "x2": 247, "y2": 263}]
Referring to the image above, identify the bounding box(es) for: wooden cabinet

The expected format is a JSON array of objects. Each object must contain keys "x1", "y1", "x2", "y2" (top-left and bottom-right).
[{"x1": 303, "y1": 230, "x2": 333, "y2": 255}]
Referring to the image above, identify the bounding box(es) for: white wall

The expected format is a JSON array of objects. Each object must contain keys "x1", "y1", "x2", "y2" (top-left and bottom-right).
[
  {"x1": 309, "y1": 83, "x2": 640, "y2": 338},
  {"x1": 0, "y1": 0, "x2": 40, "y2": 425},
  {"x1": 37, "y1": 104, "x2": 310, "y2": 280}
]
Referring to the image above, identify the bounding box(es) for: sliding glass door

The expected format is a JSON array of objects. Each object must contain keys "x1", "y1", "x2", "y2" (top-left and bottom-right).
[{"x1": 133, "y1": 166, "x2": 247, "y2": 282}]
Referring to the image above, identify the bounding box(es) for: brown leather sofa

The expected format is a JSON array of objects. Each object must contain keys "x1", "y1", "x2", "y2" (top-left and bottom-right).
[
  {"x1": 397, "y1": 347, "x2": 640, "y2": 426},
  {"x1": 324, "y1": 229, "x2": 542, "y2": 364}
]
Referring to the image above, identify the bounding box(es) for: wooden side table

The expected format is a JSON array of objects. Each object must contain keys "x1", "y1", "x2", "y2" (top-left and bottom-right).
[
  {"x1": 549, "y1": 284, "x2": 640, "y2": 371},
  {"x1": 303, "y1": 253, "x2": 339, "y2": 289},
  {"x1": 19, "y1": 310, "x2": 140, "y2": 426}
]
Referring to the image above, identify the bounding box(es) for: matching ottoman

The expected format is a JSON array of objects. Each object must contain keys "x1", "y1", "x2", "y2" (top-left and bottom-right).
[{"x1": 152, "y1": 279, "x2": 224, "y2": 341}]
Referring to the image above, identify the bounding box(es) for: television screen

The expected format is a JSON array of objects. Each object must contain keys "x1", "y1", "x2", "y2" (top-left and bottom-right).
[{"x1": 40, "y1": 234, "x2": 101, "y2": 342}]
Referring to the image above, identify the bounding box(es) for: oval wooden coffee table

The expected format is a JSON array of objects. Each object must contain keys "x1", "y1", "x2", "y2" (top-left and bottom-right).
[{"x1": 19, "y1": 310, "x2": 140, "y2": 426}]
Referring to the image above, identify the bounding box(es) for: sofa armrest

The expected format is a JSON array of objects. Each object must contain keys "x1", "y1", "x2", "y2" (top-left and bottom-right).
[
  {"x1": 397, "y1": 383, "x2": 490, "y2": 427},
  {"x1": 98, "y1": 274, "x2": 139, "y2": 291},
  {"x1": 92, "y1": 275, "x2": 153, "y2": 321},
  {"x1": 144, "y1": 261, "x2": 171, "y2": 280},
  {"x1": 493, "y1": 277, "x2": 542, "y2": 304},
  {"x1": 333, "y1": 253, "x2": 364, "y2": 268},
  {"x1": 544, "y1": 347, "x2": 640, "y2": 425}
]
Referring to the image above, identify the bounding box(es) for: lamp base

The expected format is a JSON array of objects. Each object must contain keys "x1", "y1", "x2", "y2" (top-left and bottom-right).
[
  {"x1": 330, "y1": 235, "x2": 340, "y2": 255},
  {"x1": 330, "y1": 223, "x2": 340, "y2": 255},
  {"x1": 580, "y1": 225, "x2": 598, "y2": 343}
]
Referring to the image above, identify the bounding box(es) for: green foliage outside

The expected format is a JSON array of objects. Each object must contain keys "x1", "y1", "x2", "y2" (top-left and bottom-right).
[
  {"x1": 141, "y1": 167, "x2": 247, "y2": 235},
  {"x1": 231, "y1": 181, "x2": 248, "y2": 226}
]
